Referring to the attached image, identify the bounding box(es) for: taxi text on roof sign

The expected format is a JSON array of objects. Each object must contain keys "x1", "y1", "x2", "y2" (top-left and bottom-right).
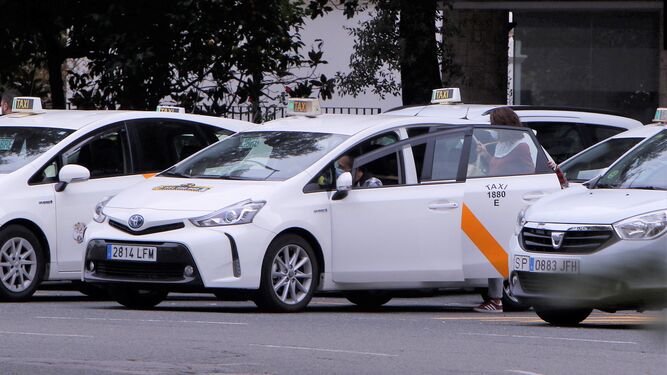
[
  {"x1": 12, "y1": 97, "x2": 45, "y2": 114},
  {"x1": 431, "y1": 88, "x2": 462, "y2": 104},
  {"x1": 653, "y1": 108, "x2": 667, "y2": 123},
  {"x1": 286, "y1": 98, "x2": 321, "y2": 117},
  {"x1": 157, "y1": 106, "x2": 185, "y2": 114}
]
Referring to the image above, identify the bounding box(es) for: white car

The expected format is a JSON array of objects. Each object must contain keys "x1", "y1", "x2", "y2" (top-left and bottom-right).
[
  {"x1": 0, "y1": 98, "x2": 248, "y2": 300},
  {"x1": 509, "y1": 129, "x2": 667, "y2": 326},
  {"x1": 560, "y1": 124, "x2": 665, "y2": 184},
  {"x1": 83, "y1": 97, "x2": 562, "y2": 312},
  {"x1": 387, "y1": 96, "x2": 642, "y2": 163}
]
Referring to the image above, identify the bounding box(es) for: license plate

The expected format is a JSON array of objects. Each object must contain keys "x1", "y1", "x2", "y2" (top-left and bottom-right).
[
  {"x1": 106, "y1": 244, "x2": 157, "y2": 262},
  {"x1": 513, "y1": 255, "x2": 580, "y2": 273}
]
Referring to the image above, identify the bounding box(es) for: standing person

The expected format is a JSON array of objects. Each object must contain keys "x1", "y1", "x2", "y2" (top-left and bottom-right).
[
  {"x1": 1, "y1": 89, "x2": 20, "y2": 116},
  {"x1": 473, "y1": 107, "x2": 529, "y2": 313}
]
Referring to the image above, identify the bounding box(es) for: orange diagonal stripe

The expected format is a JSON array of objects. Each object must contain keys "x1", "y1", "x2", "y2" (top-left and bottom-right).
[
  {"x1": 143, "y1": 173, "x2": 157, "y2": 179},
  {"x1": 461, "y1": 204, "x2": 508, "y2": 278}
]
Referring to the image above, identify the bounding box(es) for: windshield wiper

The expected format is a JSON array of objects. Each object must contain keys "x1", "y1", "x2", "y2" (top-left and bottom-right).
[
  {"x1": 161, "y1": 170, "x2": 191, "y2": 178},
  {"x1": 628, "y1": 186, "x2": 666, "y2": 191}
]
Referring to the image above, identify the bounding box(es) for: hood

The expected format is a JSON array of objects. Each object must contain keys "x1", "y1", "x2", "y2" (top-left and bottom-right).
[
  {"x1": 106, "y1": 176, "x2": 281, "y2": 212},
  {"x1": 525, "y1": 186, "x2": 667, "y2": 224}
]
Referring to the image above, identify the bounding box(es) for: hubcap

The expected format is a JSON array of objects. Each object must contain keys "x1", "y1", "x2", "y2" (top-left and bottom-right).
[
  {"x1": 0, "y1": 237, "x2": 37, "y2": 293},
  {"x1": 271, "y1": 244, "x2": 313, "y2": 305}
]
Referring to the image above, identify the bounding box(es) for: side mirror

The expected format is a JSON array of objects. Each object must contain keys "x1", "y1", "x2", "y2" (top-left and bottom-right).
[
  {"x1": 55, "y1": 164, "x2": 90, "y2": 192},
  {"x1": 332, "y1": 172, "x2": 352, "y2": 200}
]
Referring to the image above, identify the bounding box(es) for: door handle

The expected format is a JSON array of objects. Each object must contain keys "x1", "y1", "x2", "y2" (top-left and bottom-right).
[
  {"x1": 428, "y1": 202, "x2": 459, "y2": 210},
  {"x1": 522, "y1": 192, "x2": 546, "y2": 201}
]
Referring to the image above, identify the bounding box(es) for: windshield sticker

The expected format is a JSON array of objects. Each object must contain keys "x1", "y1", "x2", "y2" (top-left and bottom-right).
[
  {"x1": 0, "y1": 137, "x2": 14, "y2": 151},
  {"x1": 152, "y1": 183, "x2": 211, "y2": 192}
]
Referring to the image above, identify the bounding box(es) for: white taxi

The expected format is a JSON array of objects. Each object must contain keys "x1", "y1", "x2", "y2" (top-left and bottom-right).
[
  {"x1": 0, "y1": 98, "x2": 248, "y2": 300},
  {"x1": 560, "y1": 109, "x2": 667, "y2": 184},
  {"x1": 509, "y1": 129, "x2": 667, "y2": 326},
  {"x1": 83, "y1": 96, "x2": 562, "y2": 312},
  {"x1": 387, "y1": 89, "x2": 642, "y2": 163}
]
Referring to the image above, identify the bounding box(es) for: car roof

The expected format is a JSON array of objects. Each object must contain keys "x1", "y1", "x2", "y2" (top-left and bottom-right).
[
  {"x1": 606, "y1": 123, "x2": 666, "y2": 139},
  {"x1": 260, "y1": 114, "x2": 472, "y2": 136},
  {"x1": 0, "y1": 110, "x2": 250, "y2": 132},
  {"x1": 384, "y1": 104, "x2": 642, "y2": 130}
]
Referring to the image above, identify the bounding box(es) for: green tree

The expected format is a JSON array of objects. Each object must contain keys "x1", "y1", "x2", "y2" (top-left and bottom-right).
[{"x1": 0, "y1": 0, "x2": 334, "y2": 122}]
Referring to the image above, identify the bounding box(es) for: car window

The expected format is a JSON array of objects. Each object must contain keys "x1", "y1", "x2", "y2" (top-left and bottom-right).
[
  {"x1": 560, "y1": 137, "x2": 643, "y2": 182},
  {"x1": 129, "y1": 119, "x2": 210, "y2": 173},
  {"x1": 407, "y1": 127, "x2": 431, "y2": 183},
  {"x1": 527, "y1": 122, "x2": 585, "y2": 163},
  {"x1": 305, "y1": 132, "x2": 400, "y2": 191},
  {"x1": 467, "y1": 128, "x2": 538, "y2": 178},
  {"x1": 427, "y1": 132, "x2": 466, "y2": 181},
  {"x1": 0, "y1": 127, "x2": 72, "y2": 175},
  {"x1": 63, "y1": 127, "x2": 129, "y2": 179},
  {"x1": 200, "y1": 123, "x2": 234, "y2": 141},
  {"x1": 589, "y1": 125, "x2": 625, "y2": 144}
]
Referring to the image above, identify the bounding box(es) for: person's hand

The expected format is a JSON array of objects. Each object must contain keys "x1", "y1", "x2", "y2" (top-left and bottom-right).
[
  {"x1": 476, "y1": 142, "x2": 491, "y2": 158},
  {"x1": 547, "y1": 160, "x2": 558, "y2": 171}
]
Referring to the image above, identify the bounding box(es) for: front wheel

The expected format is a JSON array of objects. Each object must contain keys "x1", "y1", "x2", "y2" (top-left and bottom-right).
[
  {"x1": 0, "y1": 225, "x2": 45, "y2": 301},
  {"x1": 254, "y1": 234, "x2": 319, "y2": 312},
  {"x1": 345, "y1": 291, "x2": 392, "y2": 309},
  {"x1": 110, "y1": 287, "x2": 168, "y2": 309},
  {"x1": 535, "y1": 307, "x2": 593, "y2": 326}
]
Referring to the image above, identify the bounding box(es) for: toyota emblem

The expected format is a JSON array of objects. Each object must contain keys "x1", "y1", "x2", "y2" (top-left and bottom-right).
[{"x1": 128, "y1": 214, "x2": 144, "y2": 229}]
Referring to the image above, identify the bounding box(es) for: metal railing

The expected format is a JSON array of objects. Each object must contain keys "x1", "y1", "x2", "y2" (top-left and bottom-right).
[{"x1": 223, "y1": 105, "x2": 382, "y2": 122}]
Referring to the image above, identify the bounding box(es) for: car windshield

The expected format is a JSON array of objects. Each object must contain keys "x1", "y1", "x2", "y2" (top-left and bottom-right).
[
  {"x1": 0, "y1": 127, "x2": 73, "y2": 174},
  {"x1": 163, "y1": 131, "x2": 348, "y2": 181},
  {"x1": 595, "y1": 130, "x2": 667, "y2": 190},
  {"x1": 560, "y1": 137, "x2": 643, "y2": 182}
]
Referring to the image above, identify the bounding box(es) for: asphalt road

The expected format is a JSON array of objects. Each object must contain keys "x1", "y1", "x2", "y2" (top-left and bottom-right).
[{"x1": 0, "y1": 290, "x2": 665, "y2": 375}]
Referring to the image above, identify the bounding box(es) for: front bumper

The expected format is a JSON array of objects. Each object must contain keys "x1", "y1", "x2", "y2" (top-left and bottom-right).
[
  {"x1": 508, "y1": 231, "x2": 667, "y2": 310},
  {"x1": 83, "y1": 219, "x2": 276, "y2": 290}
]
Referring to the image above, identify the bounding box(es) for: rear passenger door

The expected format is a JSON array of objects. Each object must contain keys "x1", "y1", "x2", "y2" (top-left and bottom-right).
[{"x1": 461, "y1": 126, "x2": 560, "y2": 280}]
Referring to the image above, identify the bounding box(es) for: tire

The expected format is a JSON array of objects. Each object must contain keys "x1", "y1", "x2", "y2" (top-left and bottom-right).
[
  {"x1": 254, "y1": 234, "x2": 319, "y2": 312},
  {"x1": 110, "y1": 287, "x2": 168, "y2": 309},
  {"x1": 501, "y1": 280, "x2": 531, "y2": 312},
  {"x1": 0, "y1": 225, "x2": 46, "y2": 301},
  {"x1": 534, "y1": 307, "x2": 593, "y2": 326},
  {"x1": 345, "y1": 291, "x2": 392, "y2": 309}
]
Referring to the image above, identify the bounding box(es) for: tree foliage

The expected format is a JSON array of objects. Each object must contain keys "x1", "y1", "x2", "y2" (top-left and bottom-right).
[{"x1": 0, "y1": 0, "x2": 334, "y2": 122}]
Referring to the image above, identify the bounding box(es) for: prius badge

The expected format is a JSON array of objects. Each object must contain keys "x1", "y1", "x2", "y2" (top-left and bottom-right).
[
  {"x1": 551, "y1": 231, "x2": 565, "y2": 249},
  {"x1": 128, "y1": 214, "x2": 145, "y2": 229}
]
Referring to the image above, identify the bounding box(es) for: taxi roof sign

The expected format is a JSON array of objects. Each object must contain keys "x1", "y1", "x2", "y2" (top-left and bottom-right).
[
  {"x1": 653, "y1": 108, "x2": 667, "y2": 123},
  {"x1": 431, "y1": 88, "x2": 461, "y2": 104},
  {"x1": 12, "y1": 97, "x2": 44, "y2": 114},
  {"x1": 287, "y1": 98, "x2": 321, "y2": 117},
  {"x1": 156, "y1": 105, "x2": 185, "y2": 113}
]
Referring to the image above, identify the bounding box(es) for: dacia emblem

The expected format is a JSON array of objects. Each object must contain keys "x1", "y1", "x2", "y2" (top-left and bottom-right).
[
  {"x1": 551, "y1": 231, "x2": 565, "y2": 249},
  {"x1": 128, "y1": 214, "x2": 144, "y2": 230}
]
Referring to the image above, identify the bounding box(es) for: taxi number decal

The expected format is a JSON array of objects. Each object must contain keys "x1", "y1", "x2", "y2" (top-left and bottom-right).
[
  {"x1": 485, "y1": 183, "x2": 507, "y2": 207},
  {"x1": 152, "y1": 183, "x2": 211, "y2": 192},
  {"x1": 0, "y1": 137, "x2": 14, "y2": 151},
  {"x1": 14, "y1": 98, "x2": 33, "y2": 110}
]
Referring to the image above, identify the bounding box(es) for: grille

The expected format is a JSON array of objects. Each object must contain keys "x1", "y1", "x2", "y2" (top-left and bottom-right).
[
  {"x1": 521, "y1": 227, "x2": 615, "y2": 254},
  {"x1": 109, "y1": 220, "x2": 185, "y2": 236},
  {"x1": 94, "y1": 261, "x2": 186, "y2": 281},
  {"x1": 517, "y1": 272, "x2": 612, "y2": 297}
]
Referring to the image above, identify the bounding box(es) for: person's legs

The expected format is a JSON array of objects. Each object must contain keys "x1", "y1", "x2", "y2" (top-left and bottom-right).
[{"x1": 474, "y1": 278, "x2": 503, "y2": 313}]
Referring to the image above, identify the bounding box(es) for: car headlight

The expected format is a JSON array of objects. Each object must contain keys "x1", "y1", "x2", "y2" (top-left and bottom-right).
[
  {"x1": 613, "y1": 210, "x2": 667, "y2": 240},
  {"x1": 189, "y1": 199, "x2": 266, "y2": 227},
  {"x1": 515, "y1": 207, "x2": 527, "y2": 235},
  {"x1": 93, "y1": 196, "x2": 113, "y2": 223}
]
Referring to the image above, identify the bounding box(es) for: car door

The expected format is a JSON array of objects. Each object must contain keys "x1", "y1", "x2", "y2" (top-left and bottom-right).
[
  {"x1": 461, "y1": 126, "x2": 560, "y2": 279},
  {"x1": 54, "y1": 123, "x2": 144, "y2": 272},
  {"x1": 330, "y1": 127, "x2": 470, "y2": 283}
]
